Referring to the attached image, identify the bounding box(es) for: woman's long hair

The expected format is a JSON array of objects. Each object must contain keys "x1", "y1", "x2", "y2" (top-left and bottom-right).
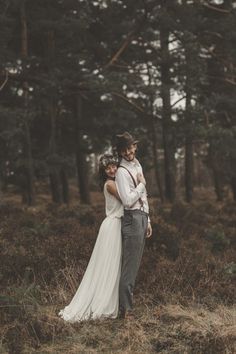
[{"x1": 98, "y1": 154, "x2": 119, "y2": 191}]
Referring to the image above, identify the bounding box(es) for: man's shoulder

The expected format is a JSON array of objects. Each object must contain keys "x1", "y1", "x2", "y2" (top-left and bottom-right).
[
  {"x1": 117, "y1": 165, "x2": 129, "y2": 174},
  {"x1": 116, "y1": 165, "x2": 133, "y2": 181},
  {"x1": 134, "y1": 157, "x2": 141, "y2": 166}
]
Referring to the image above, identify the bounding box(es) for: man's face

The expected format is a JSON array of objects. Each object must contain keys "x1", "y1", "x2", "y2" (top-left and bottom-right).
[{"x1": 120, "y1": 143, "x2": 137, "y2": 161}]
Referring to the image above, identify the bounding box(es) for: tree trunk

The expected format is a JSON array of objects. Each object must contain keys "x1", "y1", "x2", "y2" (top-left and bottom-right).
[
  {"x1": 0, "y1": 173, "x2": 7, "y2": 192},
  {"x1": 146, "y1": 64, "x2": 164, "y2": 203},
  {"x1": 208, "y1": 142, "x2": 224, "y2": 201},
  {"x1": 49, "y1": 168, "x2": 62, "y2": 203},
  {"x1": 20, "y1": 168, "x2": 28, "y2": 204},
  {"x1": 49, "y1": 95, "x2": 62, "y2": 203},
  {"x1": 150, "y1": 116, "x2": 164, "y2": 202},
  {"x1": 24, "y1": 120, "x2": 35, "y2": 205},
  {"x1": 160, "y1": 25, "x2": 176, "y2": 202},
  {"x1": 60, "y1": 167, "x2": 69, "y2": 204},
  {"x1": 184, "y1": 58, "x2": 194, "y2": 202},
  {"x1": 20, "y1": 1, "x2": 28, "y2": 56},
  {"x1": 185, "y1": 134, "x2": 194, "y2": 202},
  {"x1": 0, "y1": 177, "x2": 4, "y2": 206},
  {"x1": 184, "y1": 39, "x2": 197, "y2": 203},
  {"x1": 45, "y1": 29, "x2": 62, "y2": 204},
  {"x1": 20, "y1": 0, "x2": 35, "y2": 205},
  {"x1": 75, "y1": 95, "x2": 90, "y2": 204},
  {"x1": 212, "y1": 168, "x2": 223, "y2": 201},
  {"x1": 230, "y1": 176, "x2": 236, "y2": 201}
]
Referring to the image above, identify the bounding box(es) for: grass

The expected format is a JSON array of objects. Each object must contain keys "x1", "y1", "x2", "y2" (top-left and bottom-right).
[
  {"x1": 0, "y1": 188, "x2": 236, "y2": 353},
  {"x1": 6, "y1": 300, "x2": 234, "y2": 353}
]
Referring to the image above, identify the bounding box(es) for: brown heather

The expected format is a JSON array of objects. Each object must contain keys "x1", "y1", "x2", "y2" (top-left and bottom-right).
[{"x1": 0, "y1": 189, "x2": 235, "y2": 353}]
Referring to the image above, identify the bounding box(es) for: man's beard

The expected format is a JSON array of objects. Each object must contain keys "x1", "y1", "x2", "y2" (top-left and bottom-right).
[{"x1": 124, "y1": 154, "x2": 135, "y2": 161}]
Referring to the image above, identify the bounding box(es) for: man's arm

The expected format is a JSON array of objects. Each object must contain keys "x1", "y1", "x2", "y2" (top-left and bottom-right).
[
  {"x1": 115, "y1": 168, "x2": 145, "y2": 208},
  {"x1": 137, "y1": 171, "x2": 151, "y2": 225}
]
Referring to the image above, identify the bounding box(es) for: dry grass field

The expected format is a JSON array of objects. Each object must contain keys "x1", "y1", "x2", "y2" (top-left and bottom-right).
[{"x1": 1, "y1": 187, "x2": 236, "y2": 353}]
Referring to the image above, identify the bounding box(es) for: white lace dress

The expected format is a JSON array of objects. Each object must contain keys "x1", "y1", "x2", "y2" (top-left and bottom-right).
[{"x1": 58, "y1": 183, "x2": 123, "y2": 322}]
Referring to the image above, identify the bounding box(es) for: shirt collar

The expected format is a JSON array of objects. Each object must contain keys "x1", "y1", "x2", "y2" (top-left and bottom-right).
[{"x1": 121, "y1": 157, "x2": 140, "y2": 168}]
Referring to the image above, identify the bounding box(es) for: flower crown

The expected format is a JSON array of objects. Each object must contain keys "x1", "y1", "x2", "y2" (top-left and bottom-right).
[{"x1": 99, "y1": 154, "x2": 118, "y2": 168}]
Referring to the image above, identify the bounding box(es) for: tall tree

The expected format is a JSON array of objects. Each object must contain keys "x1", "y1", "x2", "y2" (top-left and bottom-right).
[{"x1": 19, "y1": 0, "x2": 35, "y2": 205}]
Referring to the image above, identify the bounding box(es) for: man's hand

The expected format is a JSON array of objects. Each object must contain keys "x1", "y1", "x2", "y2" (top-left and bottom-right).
[
  {"x1": 137, "y1": 173, "x2": 146, "y2": 186},
  {"x1": 146, "y1": 222, "x2": 152, "y2": 238}
]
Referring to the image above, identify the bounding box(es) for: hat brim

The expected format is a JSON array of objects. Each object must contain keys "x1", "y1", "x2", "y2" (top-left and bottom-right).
[
  {"x1": 115, "y1": 134, "x2": 139, "y2": 152},
  {"x1": 127, "y1": 140, "x2": 139, "y2": 147}
]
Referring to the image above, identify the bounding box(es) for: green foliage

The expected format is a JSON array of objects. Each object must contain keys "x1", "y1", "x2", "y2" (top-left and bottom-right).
[
  {"x1": 223, "y1": 262, "x2": 236, "y2": 279},
  {"x1": 0, "y1": 0, "x2": 236, "y2": 203},
  {"x1": 77, "y1": 204, "x2": 96, "y2": 226},
  {"x1": 205, "y1": 227, "x2": 230, "y2": 252},
  {"x1": 1, "y1": 280, "x2": 42, "y2": 352},
  {"x1": 22, "y1": 222, "x2": 50, "y2": 238}
]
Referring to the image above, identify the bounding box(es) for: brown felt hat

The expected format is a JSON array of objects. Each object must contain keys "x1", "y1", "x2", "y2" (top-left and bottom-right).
[{"x1": 115, "y1": 132, "x2": 139, "y2": 154}]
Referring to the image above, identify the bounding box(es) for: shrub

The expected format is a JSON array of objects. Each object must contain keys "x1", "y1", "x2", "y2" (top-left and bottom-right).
[{"x1": 205, "y1": 227, "x2": 230, "y2": 252}]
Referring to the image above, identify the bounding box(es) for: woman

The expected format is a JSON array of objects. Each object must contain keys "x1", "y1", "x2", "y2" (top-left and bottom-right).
[{"x1": 58, "y1": 154, "x2": 123, "y2": 322}]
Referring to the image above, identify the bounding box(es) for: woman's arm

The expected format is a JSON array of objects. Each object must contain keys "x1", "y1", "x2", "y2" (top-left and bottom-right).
[{"x1": 106, "y1": 180, "x2": 122, "y2": 201}]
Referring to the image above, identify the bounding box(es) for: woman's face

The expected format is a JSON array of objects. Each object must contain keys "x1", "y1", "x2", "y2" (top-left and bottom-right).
[{"x1": 105, "y1": 164, "x2": 117, "y2": 178}]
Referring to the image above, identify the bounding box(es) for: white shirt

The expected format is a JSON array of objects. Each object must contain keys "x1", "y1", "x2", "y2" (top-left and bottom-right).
[{"x1": 115, "y1": 157, "x2": 150, "y2": 221}]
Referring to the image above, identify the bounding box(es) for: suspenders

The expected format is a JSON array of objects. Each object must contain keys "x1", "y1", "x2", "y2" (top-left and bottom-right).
[{"x1": 119, "y1": 165, "x2": 144, "y2": 211}]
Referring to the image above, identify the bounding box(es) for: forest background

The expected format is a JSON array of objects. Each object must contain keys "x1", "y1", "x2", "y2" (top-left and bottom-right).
[{"x1": 0, "y1": 0, "x2": 236, "y2": 353}]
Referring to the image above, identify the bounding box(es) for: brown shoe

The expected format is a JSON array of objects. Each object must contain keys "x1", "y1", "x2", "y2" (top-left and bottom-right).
[
  {"x1": 118, "y1": 308, "x2": 126, "y2": 319},
  {"x1": 124, "y1": 310, "x2": 135, "y2": 320}
]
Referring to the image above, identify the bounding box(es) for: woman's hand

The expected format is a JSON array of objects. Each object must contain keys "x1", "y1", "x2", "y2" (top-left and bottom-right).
[{"x1": 137, "y1": 173, "x2": 146, "y2": 186}]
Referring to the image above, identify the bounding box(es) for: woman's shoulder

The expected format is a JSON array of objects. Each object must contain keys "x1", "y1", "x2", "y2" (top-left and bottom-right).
[
  {"x1": 105, "y1": 179, "x2": 116, "y2": 192},
  {"x1": 106, "y1": 179, "x2": 116, "y2": 186}
]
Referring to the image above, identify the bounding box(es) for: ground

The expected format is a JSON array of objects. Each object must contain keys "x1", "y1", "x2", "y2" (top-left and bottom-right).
[{"x1": 1, "y1": 186, "x2": 236, "y2": 353}]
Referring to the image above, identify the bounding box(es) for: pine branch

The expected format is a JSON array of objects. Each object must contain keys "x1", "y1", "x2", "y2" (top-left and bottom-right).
[
  {"x1": 106, "y1": 34, "x2": 136, "y2": 68},
  {"x1": 105, "y1": 7, "x2": 148, "y2": 68},
  {"x1": 207, "y1": 75, "x2": 236, "y2": 86},
  {"x1": 203, "y1": 3, "x2": 231, "y2": 14},
  {"x1": 202, "y1": 31, "x2": 224, "y2": 39},
  {"x1": 224, "y1": 78, "x2": 236, "y2": 86},
  {"x1": 111, "y1": 91, "x2": 145, "y2": 113},
  {"x1": 0, "y1": 70, "x2": 9, "y2": 91},
  {"x1": 171, "y1": 96, "x2": 187, "y2": 108}
]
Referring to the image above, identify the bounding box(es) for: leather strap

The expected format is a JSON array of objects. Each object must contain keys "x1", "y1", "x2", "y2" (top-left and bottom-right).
[
  {"x1": 119, "y1": 165, "x2": 144, "y2": 210},
  {"x1": 119, "y1": 165, "x2": 137, "y2": 187}
]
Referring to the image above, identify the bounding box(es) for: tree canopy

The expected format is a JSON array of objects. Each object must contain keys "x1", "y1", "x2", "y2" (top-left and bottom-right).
[{"x1": 0, "y1": 0, "x2": 235, "y2": 204}]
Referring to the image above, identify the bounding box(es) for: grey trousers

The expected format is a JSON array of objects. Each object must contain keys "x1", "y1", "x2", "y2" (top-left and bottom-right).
[{"x1": 119, "y1": 209, "x2": 148, "y2": 312}]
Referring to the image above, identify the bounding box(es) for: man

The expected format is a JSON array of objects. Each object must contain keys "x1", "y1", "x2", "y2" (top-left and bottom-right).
[{"x1": 114, "y1": 132, "x2": 152, "y2": 319}]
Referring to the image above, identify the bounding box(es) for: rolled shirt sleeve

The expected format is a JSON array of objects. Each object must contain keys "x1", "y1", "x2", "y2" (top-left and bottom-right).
[{"x1": 115, "y1": 168, "x2": 145, "y2": 208}]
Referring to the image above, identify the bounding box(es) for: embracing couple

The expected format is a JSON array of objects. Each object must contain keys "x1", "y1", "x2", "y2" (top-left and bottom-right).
[{"x1": 58, "y1": 132, "x2": 152, "y2": 322}]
